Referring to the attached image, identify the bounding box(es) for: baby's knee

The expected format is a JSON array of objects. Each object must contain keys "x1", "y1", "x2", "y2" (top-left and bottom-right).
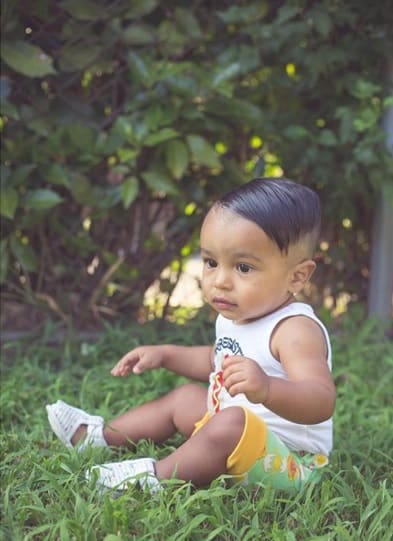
[
  {"x1": 170, "y1": 384, "x2": 207, "y2": 436},
  {"x1": 206, "y1": 407, "x2": 245, "y2": 444},
  {"x1": 220, "y1": 406, "x2": 246, "y2": 427}
]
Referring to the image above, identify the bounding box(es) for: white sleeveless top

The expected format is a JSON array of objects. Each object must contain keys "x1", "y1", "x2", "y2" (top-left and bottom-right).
[{"x1": 207, "y1": 302, "x2": 333, "y2": 455}]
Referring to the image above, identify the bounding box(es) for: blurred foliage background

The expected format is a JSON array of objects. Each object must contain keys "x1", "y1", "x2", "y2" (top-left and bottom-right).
[{"x1": 1, "y1": 0, "x2": 392, "y2": 330}]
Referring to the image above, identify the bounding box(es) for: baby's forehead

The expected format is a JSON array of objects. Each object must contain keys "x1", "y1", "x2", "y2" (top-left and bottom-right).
[
  {"x1": 201, "y1": 207, "x2": 271, "y2": 247},
  {"x1": 202, "y1": 205, "x2": 271, "y2": 241}
]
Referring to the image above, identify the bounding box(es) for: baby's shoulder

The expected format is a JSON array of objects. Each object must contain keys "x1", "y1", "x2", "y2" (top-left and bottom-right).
[{"x1": 271, "y1": 314, "x2": 328, "y2": 360}]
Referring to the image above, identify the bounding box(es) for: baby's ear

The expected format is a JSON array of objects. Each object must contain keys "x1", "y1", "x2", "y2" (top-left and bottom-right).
[{"x1": 289, "y1": 259, "x2": 316, "y2": 294}]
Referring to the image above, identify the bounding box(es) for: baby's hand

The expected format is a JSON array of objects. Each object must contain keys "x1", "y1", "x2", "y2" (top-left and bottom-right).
[
  {"x1": 111, "y1": 346, "x2": 164, "y2": 376},
  {"x1": 222, "y1": 355, "x2": 270, "y2": 404}
]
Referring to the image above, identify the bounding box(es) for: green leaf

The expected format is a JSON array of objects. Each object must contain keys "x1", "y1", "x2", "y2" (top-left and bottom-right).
[
  {"x1": 284, "y1": 125, "x2": 310, "y2": 140},
  {"x1": 0, "y1": 165, "x2": 10, "y2": 186},
  {"x1": 205, "y1": 97, "x2": 263, "y2": 128},
  {"x1": 145, "y1": 104, "x2": 178, "y2": 131},
  {"x1": 97, "y1": 132, "x2": 126, "y2": 154},
  {"x1": 186, "y1": 135, "x2": 221, "y2": 168},
  {"x1": 116, "y1": 147, "x2": 138, "y2": 165},
  {"x1": 354, "y1": 143, "x2": 378, "y2": 165},
  {"x1": 23, "y1": 189, "x2": 63, "y2": 210},
  {"x1": 69, "y1": 174, "x2": 93, "y2": 205},
  {"x1": 217, "y1": 4, "x2": 268, "y2": 24},
  {"x1": 163, "y1": 75, "x2": 198, "y2": 97},
  {"x1": 123, "y1": 24, "x2": 156, "y2": 45},
  {"x1": 351, "y1": 79, "x2": 381, "y2": 99},
  {"x1": 132, "y1": 118, "x2": 150, "y2": 143},
  {"x1": 128, "y1": 52, "x2": 152, "y2": 88},
  {"x1": 174, "y1": 8, "x2": 202, "y2": 39},
  {"x1": 126, "y1": 0, "x2": 158, "y2": 19},
  {"x1": 62, "y1": 0, "x2": 106, "y2": 20},
  {"x1": 165, "y1": 140, "x2": 189, "y2": 179},
  {"x1": 0, "y1": 188, "x2": 18, "y2": 219},
  {"x1": 0, "y1": 239, "x2": 9, "y2": 283},
  {"x1": 29, "y1": 118, "x2": 52, "y2": 137},
  {"x1": 44, "y1": 163, "x2": 71, "y2": 188},
  {"x1": 275, "y1": 4, "x2": 299, "y2": 24},
  {"x1": 318, "y1": 130, "x2": 338, "y2": 147},
  {"x1": 354, "y1": 108, "x2": 380, "y2": 132},
  {"x1": 157, "y1": 21, "x2": 187, "y2": 56},
  {"x1": 58, "y1": 43, "x2": 102, "y2": 72},
  {"x1": 1, "y1": 40, "x2": 56, "y2": 77},
  {"x1": 121, "y1": 177, "x2": 139, "y2": 208},
  {"x1": 10, "y1": 236, "x2": 38, "y2": 273},
  {"x1": 212, "y1": 63, "x2": 241, "y2": 87},
  {"x1": 142, "y1": 169, "x2": 179, "y2": 196},
  {"x1": 335, "y1": 107, "x2": 355, "y2": 143},
  {"x1": 383, "y1": 96, "x2": 393, "y2": 109},
  {"x1": 10, "y1": 164, "x2": 36, "y2": 186},
  {"x1": 66, "y1": 122, "x2": 96, "y2": 152},
  {"x1": 144, "y1": 128, "x2": 179, "y2": 146},
  {"x1": 93, "y1": 186, "x2": 122, "y2": 209},
  {"x1": 0, "y1": 100, "x2": 19, "y2": 120},
  {"x1": 111, "y1": 116, "x2": 134, "y2": 142},
  {"x1": 313, "y1": 10, "x2": 332, "y2": 37}
]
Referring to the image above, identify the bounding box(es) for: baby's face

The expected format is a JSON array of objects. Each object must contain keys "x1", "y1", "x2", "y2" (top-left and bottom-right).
[{"x1": 200, "y1": 207, "x2": 299, "y2": 324}]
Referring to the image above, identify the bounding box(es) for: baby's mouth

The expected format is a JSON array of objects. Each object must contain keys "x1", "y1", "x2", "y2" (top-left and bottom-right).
[{"x1": 212, "y1": 297, "x2": 236, "y2": 309}]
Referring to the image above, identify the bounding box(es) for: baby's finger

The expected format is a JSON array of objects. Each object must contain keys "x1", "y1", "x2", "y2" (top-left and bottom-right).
[
  {"x1": 222, "y1": 354, "x2": 243, "y2": 370},
  {"x1": 223, "y1": 370, "x2": 242, "y2": 391},
  {"x1": 111, "y1": 353, "x2": 136, "y2": 376},
  {"x1": 225, "y1": 380, "x2": 244, "y2": 397},
  {"x1": 111, "y1": 363, "x2": 127, "y2": 376},
  {"x1": 132, "y1": 359, "x2": 146, "y2": 374},
  {"x1": 222, "y1": 361, "x2": 243, "y2": 381}
]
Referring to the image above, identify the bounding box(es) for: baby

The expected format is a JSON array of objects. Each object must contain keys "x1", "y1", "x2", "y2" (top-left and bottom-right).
[{"x1": 47, "y1": 177, "x2": 335, "y2": 493}]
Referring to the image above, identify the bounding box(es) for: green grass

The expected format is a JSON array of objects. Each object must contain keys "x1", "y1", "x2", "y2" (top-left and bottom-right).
[{"x1": 1, "y1": 310, "x2": 392, "y2": 541}]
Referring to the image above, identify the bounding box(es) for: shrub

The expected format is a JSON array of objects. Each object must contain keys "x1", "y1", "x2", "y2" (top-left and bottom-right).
[{"x1": 1, "y1": 1, "x2": 392, "y2": 326}]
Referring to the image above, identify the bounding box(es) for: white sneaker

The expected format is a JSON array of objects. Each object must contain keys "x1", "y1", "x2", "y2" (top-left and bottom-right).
[
  {"x1": 87, "y1": 457, "x2": 161, "y2": 493},
  {"x1": 46, "y1": 400, "x2": 107, "y2": 449}
]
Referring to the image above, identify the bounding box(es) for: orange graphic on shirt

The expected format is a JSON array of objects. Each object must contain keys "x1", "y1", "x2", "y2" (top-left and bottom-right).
[
  {"x1": 211, "y1": 370, "x2": 224, "y2": 413},
  {"x1": 287, "y1": 455, "x2": 299, "y2": 481}
]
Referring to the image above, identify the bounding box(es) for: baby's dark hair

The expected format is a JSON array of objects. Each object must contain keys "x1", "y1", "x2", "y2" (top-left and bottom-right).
[{"x1": 217, "y1": 177, "x2": 321, "y2": 254}]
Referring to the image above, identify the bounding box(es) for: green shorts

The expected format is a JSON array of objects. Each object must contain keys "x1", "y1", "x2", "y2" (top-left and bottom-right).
[{"x1": 193, "y1": 407, "x2": 329, "y2": 491}]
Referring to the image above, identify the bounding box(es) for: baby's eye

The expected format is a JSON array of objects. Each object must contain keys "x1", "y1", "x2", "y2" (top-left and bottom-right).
[
  {"x1": 237, "y1": 263, "x2": 252, "y2": 273},
  {"x1": 204, "y1": 258, "x2": 217, "y2": 269}
]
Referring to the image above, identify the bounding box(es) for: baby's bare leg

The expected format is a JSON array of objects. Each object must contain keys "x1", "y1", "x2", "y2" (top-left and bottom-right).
[
  {"x1": 155, "y1": 406, "x2": 245, "y2": 487},
  {"x1": 92, "y1": 383, "x2": 207, "y2": 447}
]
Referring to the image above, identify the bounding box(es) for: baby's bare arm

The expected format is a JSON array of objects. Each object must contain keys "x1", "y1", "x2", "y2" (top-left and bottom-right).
[
  {"x1": 111, "y1": 344, "x2": 212, "y2": 382},
  {"x1": 223, "y1": 316, "x2": 335, "y2": 424},
  {"x1": 267, "y1": 316, "x2": 335, "y2": 423}
]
